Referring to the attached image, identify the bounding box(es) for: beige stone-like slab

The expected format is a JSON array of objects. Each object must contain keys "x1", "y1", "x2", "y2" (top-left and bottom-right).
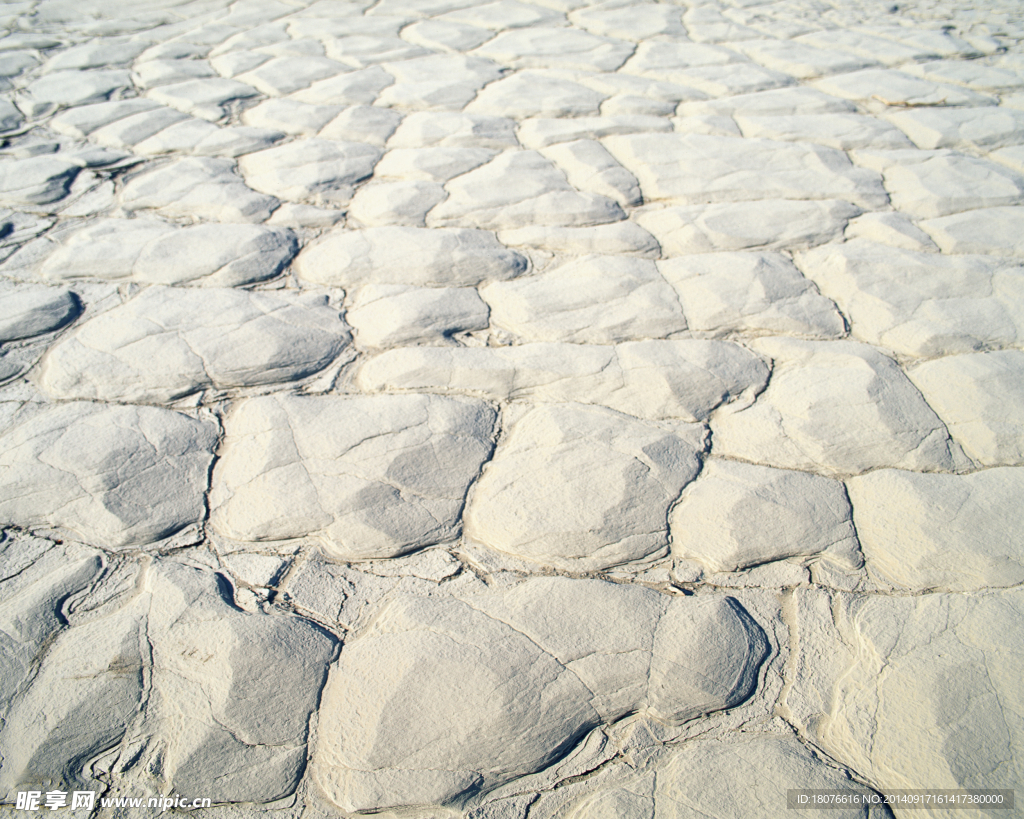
[
  {"x1": 735, "y1": 112, "x2": 911, "y2": 150},
  {"x1": 601, "y1": 92, "x2": 675, "y2": 116},
  {"x1": 539, "y1": 139, "x2": 641, "y2": 208},
  {"x1": 0, "y1": 156, "x2": 80, "y2": 207},
  {"x1": 88, "y1": 107, "x2": 191, "y2": 149},
  {"x1": 43, "y1": 39, "x2": 147, "y2": 71},
  {"x1": 133, "y1": 122, "x2": 284, "y2": 157},
  {"x1": 295, "y1": 225, "x2": 527, "y2": 287},
  {"x1": 237, "y1": 138, "x2": 381, "y2": 206},
  {"x1": 795, "y1": 239, "x2": 1023, "y2": 357},
  {"x1": 48, "y1": 98, "x2": 162, "y2": 137},
  {"x1": 242, "y1": 98, "x2": 343, "y2": 135},
  {"x1": 735, "y1": 38, "x2": 875, "y2": 79},
  {"x1": 372, "y1": 146, "x2": 496, "y2": 182},
  {"x1": 712, "y1": 338, "x2": 962, "y2": 476},
  {"x1": 319, "y1": 105, "x2": 404, "y2": 146},
  {"x1": 907, "y1": 350, "x2": 1024, "y2": 466},
  {"x1": 466, "y1": 403, "x2": 704, "y2": 570},
  {"x1": 18, "y1": 69, "x2": 132, "y2": 117},
  {"x1": 401, "y1": 19, "x2": 494, "y2": 52},
  {"x1": 671, "y1": 112, "x2": 741, "y2": 137},
  {"x1": 210, "y1": 393, "x2": 496, "y2": 557},
  {"x1": 657, "y1": 251, "x2": 846, "y2": 338},
  {"x1": 885, "y1": 152, "x2": 1024, "y2": 218},
  {"x1": 570, "y1": 2, "x2": 686, "y2": 41},
  {"x1": 132, "y1": 57, "x2": 218, "y2": 88},
  {"x1": 843, "y1": 211, "x2": 939, "y2": 252},
  {"x1": 671, "y1": 459, "x2": 861, "y2": 572},
  {"x1": 887, "y1": 106, "x2": 1024, "y2": 150},
  {"x1": 377, "y1": 54, "x2": 504, "y2": 110},
  {"x1": 636, "y1": 199, "x2": 859, "y2": 254},
  {"x1": 813, "y1": 67, "x2": 996, "y2": 108},
  {"x1": 325, "y1": 35, "x2": 430, "y2": 68},
  {"x1": 575, "y1": 69, "x2": 704, "y2": 104},
  {"x1": 472, "y1": 28, "x2": 634, "y2": 72},
  {"x1": 859, "y1": 26, "x2": 980, "y2": 59},
  {"x1": 386, "y1": 110, "x2": 518, "y2": 149},
  {"x1": 678, "y1": 86, "x2": 854, "y2": 118},
  {"x1": 314, "y1": 578, "x2": 767, "y2": 810},
  {"x1": 347, "y1": 179, "x2": 446, "y2": 226},
  {"x1": 0, "y1": 560, "x2": 335, "y2": 802},
  {"x1": 209, "y1": 49, "x2": 271, "y2": 78},
  {"x1": 291, "y1": 64, "x2": 394, "y2": 105},
  {"x1": 38, "y1": 287, "x2": 349, "y2": 403},
  {"x1": 849, "y1": 468, "x2": 1024, "y2": 590},
  {"x1": 0, "y1": 283, "x2": 79, "y2": 341},
  {"x1": 665, "y1": 63, "x2": 794, "y2": 97},
  {"x1": 787, "y1": 589, "x2": 1024, "y2": 795},
  {"x1": 904, "y1": 59, "x2": 1024, "y2": 93},
  {"x1": 645, "y1": 734, "x2": 880, "y2": 819},
  {"x1": 0, "y1": 403, "x2": 216, "y2": 548},
  {"x1": 990, "y1": 144, "x2": 1024, "y2": 174},
  {"x1": 147, "y1": 77, "x2": 261, "y2": 121},
  {"x1": 497, "y1": 221, "x2": 660, "y2": 257},
  {"x1": 357, "y1": 339, "x2": 769, "y2": 422},
  {"x1": 796, "y1": 30, "x2": 936, "y2": 66},
  {"x1": 120, "y1": 157, "x2": 279, "y2": 222},
  {"x1": 481, "y1": 255, "x2": 685, "y2": 343},
  {"x1": 919, "y1": 206, "x2": 1024, "y2": 256},
  {"x1": 604, "y1": 133, "x2": 887, "y2": 209},
  {"x1": 0, "y1": 535, "x2": 101, "y2": 725},
  {"x1": 427, "y1": 149, "x2": 624, "y2": 229},
  {"x1": 681, "y1": 5, "x2": 762, "y2": 43},
  {"x1": 466, "y1": 70, "x2": 607, "y2": 118},
  {"x1": 621, "y1": 41, "x2": 743, "y2": 81},
  {"x1": 440, "y1": 0, "x2": 565, "y2": 30},
  {"x1": 38, "y1": 218, "x2": 297, "y2": 286},
  {"x1": 518, "y1": 114, "x2": 672, "y2": 149},
  {"x1": 236, "y1": 55, "x2": 347, "y2": 96},
  {"x1": 346, "y1": 284, "x2": 489, "y2": 347}
]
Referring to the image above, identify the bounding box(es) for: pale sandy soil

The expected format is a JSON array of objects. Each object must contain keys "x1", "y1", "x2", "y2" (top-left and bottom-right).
[{"x1": 0, "y1": 0, "x2": 1022, "y2": 816}]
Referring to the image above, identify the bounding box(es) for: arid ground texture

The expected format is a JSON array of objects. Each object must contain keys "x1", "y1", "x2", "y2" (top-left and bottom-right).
[{"x1": 0, "y1": 0, "x2": 1022, "y2": 815}]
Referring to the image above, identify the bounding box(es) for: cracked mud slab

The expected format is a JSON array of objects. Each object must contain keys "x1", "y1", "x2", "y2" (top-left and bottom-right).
[{"x1": 0, "y1": 0, "x2": 1022, "y2": 815}]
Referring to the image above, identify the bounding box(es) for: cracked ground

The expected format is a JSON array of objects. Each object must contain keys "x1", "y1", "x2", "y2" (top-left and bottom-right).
[{"x1": 0, "y1": 0, "x2": 1022, "y2": 815}]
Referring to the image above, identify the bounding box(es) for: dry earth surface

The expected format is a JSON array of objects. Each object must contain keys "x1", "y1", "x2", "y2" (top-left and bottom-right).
[{"x1": 0, "y1": 0, "x2": 1022, "y2": 815}]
